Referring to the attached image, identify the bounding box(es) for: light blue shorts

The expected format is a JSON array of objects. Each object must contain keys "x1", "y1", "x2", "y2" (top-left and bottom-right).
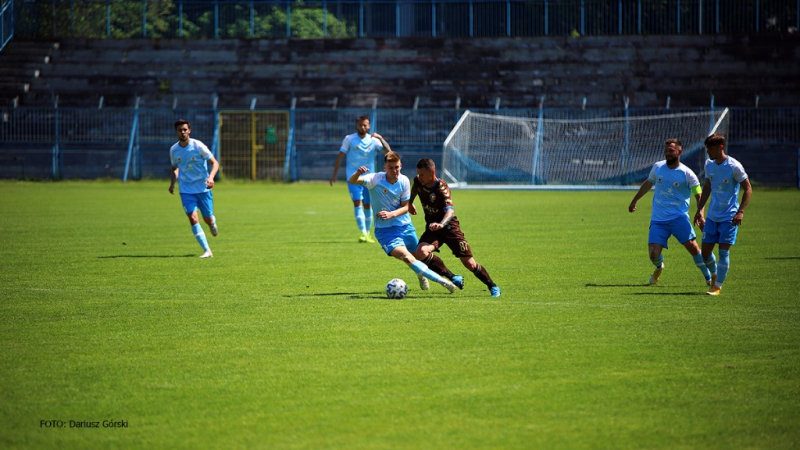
[
  {"x1": 649, "y1": 216, "x2": 696, "y2": 248},
  {"x1": 375, "y1": 223, "x2": 419, "y2": 256},
  {"x1": 702, "y1": 219, "x2": 738, "y2": 245},
  {"x1": 180, "y1": 191, "x2": 214, "y2": 217},
  {"x1": 348, "y1": 183, "x2": 371, "y2": 204}
]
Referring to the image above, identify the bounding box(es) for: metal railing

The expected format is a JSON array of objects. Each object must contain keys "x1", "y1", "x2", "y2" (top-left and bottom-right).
[
  {"x1": 7, "y1": 0, "x2": 800, "y2": 41},
  {"x1": 1, "y1": 106, "x2": 798, "y2": 186}
]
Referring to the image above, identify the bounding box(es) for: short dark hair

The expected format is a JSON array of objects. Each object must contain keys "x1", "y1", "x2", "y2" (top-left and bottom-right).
[
  {"x1": 704, "y1": 133, "x2": 725, "y2": 147},
  {"x1": 174, "y1": 119, "x2": 190, "y2": 130},
  {"x1": 665, "y1": 138, "x2": 682, "y2": 147},
  {"x1": 416, "y1": 158, "x2": 435, "y2": 170},
  {"x1": 356, "y1": 116, "x2": 369, "y2": 124}
]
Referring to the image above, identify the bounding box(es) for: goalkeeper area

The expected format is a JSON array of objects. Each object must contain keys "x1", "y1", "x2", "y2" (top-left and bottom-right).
[{"x1": 442, "y1": 108, "x2": 730, "y2": 190}]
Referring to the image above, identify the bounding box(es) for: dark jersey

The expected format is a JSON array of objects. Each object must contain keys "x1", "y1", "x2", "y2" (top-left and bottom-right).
[
  {"x1": 411, "y1": 176, "x2": 471, "y2": 257},
  {"x1": 411, "y1": 177, "x2": 457, "y2": 225}
]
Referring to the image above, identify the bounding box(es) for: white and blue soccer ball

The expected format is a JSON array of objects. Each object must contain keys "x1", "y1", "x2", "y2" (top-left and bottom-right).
[{"x1": 385, "y1": 278, "x2": 408, "y2": 299}]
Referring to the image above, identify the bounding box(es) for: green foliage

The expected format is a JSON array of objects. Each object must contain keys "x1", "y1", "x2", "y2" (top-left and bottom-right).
[{"x1": 1, "y1": 181, "x2": 798, "y2": 449}]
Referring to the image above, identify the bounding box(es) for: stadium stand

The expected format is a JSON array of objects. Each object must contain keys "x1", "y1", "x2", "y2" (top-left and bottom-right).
[{"x1": 1, "y1": 34, "x2": 798, "y2": 109}]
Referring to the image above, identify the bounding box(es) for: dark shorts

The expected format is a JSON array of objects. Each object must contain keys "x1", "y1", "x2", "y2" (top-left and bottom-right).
[{"x1": 419, "y1": 223, "x2": 473, "y2": 259}]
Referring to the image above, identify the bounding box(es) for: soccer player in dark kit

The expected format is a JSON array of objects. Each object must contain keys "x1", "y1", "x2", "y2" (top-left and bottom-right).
[{"x1": 409, "y1": 157, "x2": 501, "y2": 297}]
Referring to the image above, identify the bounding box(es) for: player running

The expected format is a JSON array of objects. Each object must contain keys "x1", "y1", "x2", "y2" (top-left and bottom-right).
[
  {"x1": 629, "y1": 138, "x2": 714, "y2": 289},
  {"x1": 693, "y1": 133, "x2": 753, "y2": 296},
  {"x1": 349, "y1": 152, "x2": 456, "y2": 294},
  {"x1": 169, "y1": 119, "x2": 220, "y2": 258},
  {"x1": 409, "y1": 158, "x2": 501, "y2": 297},
  {"x1": 330, "y1": 116, "x2": 391, "y2": 243}
]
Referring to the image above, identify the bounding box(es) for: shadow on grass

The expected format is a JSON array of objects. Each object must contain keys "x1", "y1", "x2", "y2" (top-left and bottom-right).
[
  {"x1": 765, "y1": 256, "x2": 800, "y2": 260},
  {"x1": 586, "y1": 283, "x2": 647, "y2": 288},
  {"x1": 585, "y1": 284, "x2": 704, "y2": 296},
  {"x1": 98, "y1": 255, "x2": 197, "y2": 258}
]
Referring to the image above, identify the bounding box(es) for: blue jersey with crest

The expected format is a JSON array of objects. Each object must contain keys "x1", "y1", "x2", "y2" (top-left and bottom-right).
[
  {"x1": 647, "y1": 161, "x2": 700, "y2": 222},
  {"x1": 170, "y1": 138, "x2": 213, "y2": 194},
  {"x1": 340, "y1": 133, "x2": 384, "y2": 178},
  {"x1": 361, "y1": 172, "x2": 412, "y2": 229},
  {"x1": 704, "y1": 156, "x2": 748, "y2": 222}
]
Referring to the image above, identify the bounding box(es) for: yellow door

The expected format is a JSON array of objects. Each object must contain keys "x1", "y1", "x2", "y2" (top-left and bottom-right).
[{"x1": 219, "y1": 111, "x2": 289, "y2": 180}]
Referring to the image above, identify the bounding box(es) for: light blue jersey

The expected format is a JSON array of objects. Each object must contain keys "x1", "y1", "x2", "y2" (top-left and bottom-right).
[
  {"x1": 647, "y1": 161, "x2": 701, "y2": 222},
  {"x1": 170, "y1": 138, "x2": 213, "y2": 194},
  {"x1": 340, "y1": 133, "x2": 384, "y2": 177},
  {"x1": 361, "y1": 172, "x2": 412, "y2": 229},
  {"x1": 704, "y1": 156, "x2": 748, "y2": 222}
]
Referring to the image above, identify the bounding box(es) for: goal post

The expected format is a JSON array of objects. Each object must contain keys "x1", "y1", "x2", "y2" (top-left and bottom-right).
[{"x1": 441, "y1": 108, "x2": 730, "y2": 190}]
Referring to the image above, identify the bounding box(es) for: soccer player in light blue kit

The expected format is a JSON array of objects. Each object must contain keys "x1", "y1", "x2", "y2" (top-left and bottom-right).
[
  {"x1": 330, "y1": 116, "x2": 390, "y2": 243},
  {"x1": 169, "y1": 119, "x2": 220, "y2": 258},
  {"x1": 693, "y1": 133, "x2": 752, "y2": 296},
  {"x1": 349, "y1": 151, "x2": 456, "y2": 294},
  {"x1": 629, "y1": 138, "x2": 714, "y2": 288}
]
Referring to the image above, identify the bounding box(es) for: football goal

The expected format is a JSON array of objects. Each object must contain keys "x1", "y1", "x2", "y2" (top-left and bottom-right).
[{"x1": 441, "y1": 108, "x2": 730, "y2": 189}]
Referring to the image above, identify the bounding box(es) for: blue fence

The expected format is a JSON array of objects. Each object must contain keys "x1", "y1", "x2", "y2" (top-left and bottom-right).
[
  {"x1": 6, "y1": 0, "x2": 800, "y2": 41},
  {"x1": 1, "y1": 106, "x2": 798, "y2": 186}
]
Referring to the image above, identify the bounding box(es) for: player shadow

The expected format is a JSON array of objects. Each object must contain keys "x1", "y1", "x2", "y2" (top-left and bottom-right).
[
  {"x1": 586, "y1": 283, "x2": 649, "y2": 288},
  {"x1": 630, "y1": 291, "x2": 704, "y2": 296},
  {"x1": 97, "y1": 254, "x2": 197, "y2": 258},
  {"x1": 765, "y1": 256, "x2": 800, "y2": 260}
]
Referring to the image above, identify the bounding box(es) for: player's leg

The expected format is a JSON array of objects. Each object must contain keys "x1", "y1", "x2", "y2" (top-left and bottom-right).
[
  {"x1": 181, "y1": 193, "x2": 211, "y2": 257},
  {"x1": 415, "y1": 231, "x2": 459, "y2": 288},
  {"x1": 674, "y1": 216, "x2": 712, "y2": 285},
  {"x1": 459, "y1": 256, "x2": 498, "y2": 296},
  {"x1": 707, "y1": 221, "x2": 738, "y2": 296},
  {"x1": 647, "y1": 222, "x2": 670, "y2": 285},
  {"x1": 198, "y1": 191, "x2": 218, "y2": 237},
  {"x1": 701, "y1": 220, "x2": 720, "y2": 287},
  {"x1": 349, "y1": 184, "x2": 368, "y2": 242},
  {"x1": 379, "y1": 225, "x2": 455, "y2": 293},
  {"x1": 362, "y1": 188, "x2": 374, "y2": 243}
]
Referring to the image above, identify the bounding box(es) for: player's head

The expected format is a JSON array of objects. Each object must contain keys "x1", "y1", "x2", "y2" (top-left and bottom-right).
[
  {"x1": 664, "y1": 138, "x2": 682, "y2": 165},
  {"x1": 356, "y1": 116, "x2": 370, "y2": 136},
  {"x1": 383, "y1": 151, "x2": 402, "y2": 179},
  {"x1": 416, "y1": 157, "x2": 437, "y2": 186},
  {"x1": 175, "y1": 119, "x2": 191, "y2": 142},
  {"x1": 704, "y1": 133, "x2": 726, "y2": 159}
]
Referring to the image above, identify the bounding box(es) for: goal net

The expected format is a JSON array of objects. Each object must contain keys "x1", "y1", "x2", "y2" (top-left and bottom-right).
[{"x1": 441, "y1": 108, "x2": 730, "y2": 189}]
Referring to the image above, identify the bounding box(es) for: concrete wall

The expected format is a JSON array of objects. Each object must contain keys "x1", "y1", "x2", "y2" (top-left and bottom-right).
[{"x1": 2, "y1": 35, "x2": 798, "y2": 109}]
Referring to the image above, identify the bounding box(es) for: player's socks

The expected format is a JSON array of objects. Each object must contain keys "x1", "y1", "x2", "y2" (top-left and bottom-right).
[
  {"x1": 692, "y1": 253, "x2": 712, "y2": 282},
  {"x1": 209, "y1": 216, "x2": 218, "y2": 236},
  {"x1": 410, "y1": 260, "x2": 454, "y2": 292},
  {"x1": 650, "y1": 254, "x2": 664, "y2": 269},
  {"x1": 354, "y1": 206, "x2": 367, "y2": 234},
  {"x1": 717, "y1": 249, "x2": 730, "y2": 285},
  {"x1": 423, "y1": 254, "x2": 455, "y2": 279},
  {"x1": 364, "y1": 207, "x2": 373, "y2": 235},
  {"x1": 471, "y1": 264, "x2": 495, "y2": 287},
  {"x1": 703, "y1": 253, "x2": 717, "y2": 274},
  {"x1": 192, "y1": 223, "x2": 210, "y2": 251}
]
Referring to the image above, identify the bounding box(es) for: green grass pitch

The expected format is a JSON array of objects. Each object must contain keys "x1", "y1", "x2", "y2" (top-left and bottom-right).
[{"x1": 1, "y1": 180, "x2": 798, "y2": 449}]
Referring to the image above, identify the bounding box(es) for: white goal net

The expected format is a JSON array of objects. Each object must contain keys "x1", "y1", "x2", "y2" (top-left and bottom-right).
[{"x1": 441, "y1": 108, "x2": 730, "y2": 189}]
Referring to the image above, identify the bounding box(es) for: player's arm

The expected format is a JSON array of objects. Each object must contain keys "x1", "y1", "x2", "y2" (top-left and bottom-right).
[
  {"x1": 429, "y1": 207, "x2": 454, "y2": 231},
  {"x1": 372, "y1": 132, "x2": 391, "y2": 153},
  {"x1": 169, "y1": 166, "x2": 179, "y2": 194},
  {"x1": 206, "y1": 156, "x2": 220, "y2": 189},
  {"x1": 408, "y1": 183, "x2": 418, "y2": 215},
  {"x1": 378, "y1": 200, "x2": 409, "y2": 221},
  {"x1": 694, "y1": 179, "x2": 712, "y2": 228},
  {"x1": 733, "y1": 178, "x2": 753, "y2": 226},
  {"x1": 348, "y1": 166, "x2": 369, "y2": 185},
  {"x1": 628, "y1": 180, "x2": 654, "y2": 212},
  {"x1": 330, "y1": 151, "x2": 346, "y2": 186}
]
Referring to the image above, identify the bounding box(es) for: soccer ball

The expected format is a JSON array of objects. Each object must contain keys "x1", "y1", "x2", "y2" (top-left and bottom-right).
[{"x1": 385, "y1": 278, "x2": 408, "y2": 299}]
